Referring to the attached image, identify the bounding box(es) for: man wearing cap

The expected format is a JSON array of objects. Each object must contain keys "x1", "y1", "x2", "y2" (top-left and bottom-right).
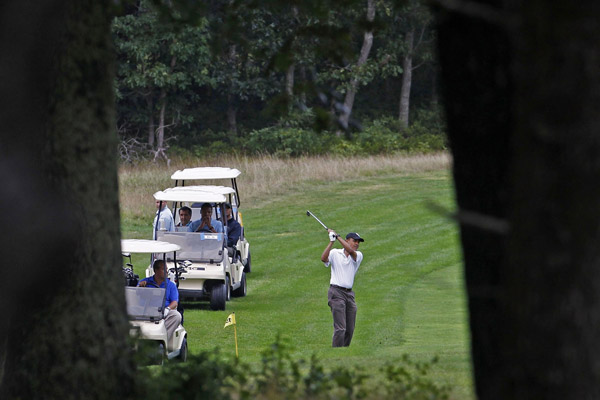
[{"x1": 321, "y1": 229, "x2": 365, "y2": 347}]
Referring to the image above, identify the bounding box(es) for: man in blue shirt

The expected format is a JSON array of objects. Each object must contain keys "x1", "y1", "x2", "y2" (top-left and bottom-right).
[
  {"x1": 139, "y1": 259, "x2": 181, "y2": 340},
  {"x1": 189, "y1": 203, "x2": 223, "y2": 233},
  {"x1": 224, "y1": 203, "x2": 241, "y2": 248}
]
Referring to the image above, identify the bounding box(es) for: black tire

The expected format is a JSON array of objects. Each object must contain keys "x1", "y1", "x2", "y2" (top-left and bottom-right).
[
  {"x1": 178, "y1": 338, "x2": 188, "y2": 362},
  {"x1": 225, "y1": 275, "x2": 231, "y2": 301},
  {"x1": 232, "y1": 272, "x2": 247, "y2": 297},
  {"x1": 244, "y1": 250, "x2": 251, "y2": 273},
  {"x1": 210, "y1": 282, "x2": 227, "y2": 311}
]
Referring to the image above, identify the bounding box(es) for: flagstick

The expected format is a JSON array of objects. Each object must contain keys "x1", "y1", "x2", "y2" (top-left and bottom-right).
[{"x1": 234, "y1": 323, "x2": 239, "y2": 358}]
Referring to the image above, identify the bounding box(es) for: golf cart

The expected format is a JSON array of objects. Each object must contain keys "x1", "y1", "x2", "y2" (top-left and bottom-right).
[
  {"x1": 152, "y1": 188, "x2": 247, "y2": 311},
  {"x1": 121, "y1": 239, "x2": 187, "y2": 364},
  {"x1": 170, "y1": 167, "x2": 251, "y2": 273}
]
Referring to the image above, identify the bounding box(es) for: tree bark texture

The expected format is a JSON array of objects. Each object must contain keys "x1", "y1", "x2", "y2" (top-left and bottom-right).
[
  {"x1": 398, "y1": 29, "x2": 414, "y2": 128},
  {"x1": 227, "y1": 93, "x2": 238, "y2": 135},
  {"x1": 0, "y1": 1, "x2": 134, "y2": 399},
  {"x1": 147, "y1": 94, "x2": 155, "y2": 146},
  {"x1": 157, "y1": 90, "x2": 167, "y2": 151},
  {"x1": 155, "y1": 53, "x2": 177, "y2": 160},
  {"x1": 435, "y1": 1, "x2": 600, "y2": 398},
  {"x1": 338, "y1": 0, "x2": 375, "y2": 133},
  {"x1": 227, "y1": 45, "x2": 238, "y2": 135},
  {"x1": 286, "y1": 63, "x2": 295, "y2": 97}
]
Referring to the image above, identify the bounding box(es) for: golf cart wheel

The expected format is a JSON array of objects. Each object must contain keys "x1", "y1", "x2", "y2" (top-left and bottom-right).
[
  {"x1": 244, "y1": 250, "x2": 251, "y2": 273},
  {"x1": 226, "y1": 275, "x2": 231, "y2": 301},
  {"x1": 232, "y1": 272, "x2": 247, "y2": 297},
  {"x1": 210, "y1": 282, "x2": 227, "y2": 311},
  {"x1": 178, "y1": 338, "x2": 188, "y2": 362}
]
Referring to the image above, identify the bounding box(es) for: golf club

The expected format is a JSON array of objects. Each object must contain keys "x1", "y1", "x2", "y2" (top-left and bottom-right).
[{"x1": 306, "y1": 210, "x2": 329, "y2": 230}]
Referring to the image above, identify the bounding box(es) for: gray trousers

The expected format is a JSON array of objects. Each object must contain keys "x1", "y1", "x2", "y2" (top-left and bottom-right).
[
  {"x1": 328, "y1": 285, "x2": 357, "y2": 347},
  {"x1": 165, "y1": 310, "x2": 182, "y2": 343}
]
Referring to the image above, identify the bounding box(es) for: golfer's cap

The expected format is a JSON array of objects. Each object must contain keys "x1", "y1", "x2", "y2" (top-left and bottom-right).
[
  {"x1": 346, "y1": 232, "x2": 364, "y2": 242},
  {"x1": 224, "y1": 202, "x2": 232, "y2": 209}
]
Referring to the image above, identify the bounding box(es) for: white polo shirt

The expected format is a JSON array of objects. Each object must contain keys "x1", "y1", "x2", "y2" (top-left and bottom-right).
[{"x1": 324, "y1": 248, "x2": 363, "y2": 289}]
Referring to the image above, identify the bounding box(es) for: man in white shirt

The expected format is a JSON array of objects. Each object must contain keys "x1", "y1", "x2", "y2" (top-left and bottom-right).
[
  {"x1": 321, "y1": 230, "x2": 364, "y2": 347},
  {"x1": 153, "y1": 200, "x2": 175, "y2": 239}
]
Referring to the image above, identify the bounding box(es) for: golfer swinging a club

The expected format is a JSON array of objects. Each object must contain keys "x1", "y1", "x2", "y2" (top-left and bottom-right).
[{"x1": 321, "y1": 229, "x2": 364, "y2": 347}]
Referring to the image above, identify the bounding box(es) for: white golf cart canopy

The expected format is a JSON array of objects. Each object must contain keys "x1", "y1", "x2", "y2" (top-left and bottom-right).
[
  {"x1": 170, "y1": 167, "x2": 242, "y2": 206},
  {"x1": 153, "y1": 189, "x2": 227, "y2": 204},
  {"x1": 121, "y1": 239, "x2": 181, "y2": 254},
  {"x1": 171, "y1": 167, "x2": 241, "y2": 181},
  {"x1": 163, "y1": 185, "x2": 236, "y2": 196}
]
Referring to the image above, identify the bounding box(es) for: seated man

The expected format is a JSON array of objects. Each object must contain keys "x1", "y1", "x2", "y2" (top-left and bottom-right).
[
  {"x1": 176, "y1": 206, "x2": 192, "y2": 231},
  {"x1": 138, "y1": 259, "x2": 182, "y2": 341},
  {"x1": 224, "y1": 202, "x2": 242, "y2": 256},
  {"x1": 189, "y1": 203, "x2": 223, "y2": 233}
]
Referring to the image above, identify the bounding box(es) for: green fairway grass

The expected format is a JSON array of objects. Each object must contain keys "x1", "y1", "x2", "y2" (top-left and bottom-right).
[{"x1": 122, "y1": 169, "x2": 474, "y2": 399}]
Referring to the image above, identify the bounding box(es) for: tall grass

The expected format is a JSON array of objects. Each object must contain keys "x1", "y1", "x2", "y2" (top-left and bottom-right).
[{"x1": 119, "y1": 152, "x2": 451, "y2": 219}]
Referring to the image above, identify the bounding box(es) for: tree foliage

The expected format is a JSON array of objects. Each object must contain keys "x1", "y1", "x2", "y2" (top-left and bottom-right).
[{"x1": 112, "y1": 0, "x2": 442, "y2": 158}]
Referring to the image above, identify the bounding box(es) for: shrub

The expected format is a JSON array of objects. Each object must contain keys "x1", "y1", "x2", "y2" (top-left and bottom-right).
[
  {"x1": 245, "y1": 127, "x2": 327, "y2": 157},
  {"x1": 135, "y1": 337, "x2": 451, "y2": 400},
  {"x1": 328, "y1": 137, "x2": 362, "y2": 156},
  {"x1": 410, "y1": 105, "x2": 447, "y2": 138},
  {"x1": 356, "y1": 121, "x2": 402, "y2": 154},
  {"x1": 277, "y1": 109, "x2": 317, "y2": 130},
  {"x1": 356, "y1": 115, "x2": 447, "y2": 154},
  {"x1": 402, "y1": 133, "x2": 447, "y2": 152}
]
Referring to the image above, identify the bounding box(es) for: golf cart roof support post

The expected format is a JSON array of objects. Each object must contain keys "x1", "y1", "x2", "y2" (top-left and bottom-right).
[
  {"x1": 173, "y1": 250, "x2": 179, "y2": 288},
  {"x1": 161, "y1": 252, "x2": 168, "y2": 314},
  {"x1": 172, "y1": 201, "x2": 179, "y2": 224},
  {"x1": 221, "y1": 203, "x2": 228, "y2": 229},
  {"x1": 154, "y1": 200, "x2": 164, "y2": 240},
  {"x1": 231, "y1": 178, "x2": 240, "y2": 207}
]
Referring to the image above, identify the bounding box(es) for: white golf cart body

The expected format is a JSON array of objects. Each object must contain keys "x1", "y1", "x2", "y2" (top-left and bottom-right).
[
  {"x1": 152, "y1": 188, "x2": 247, "y2": 310},
  {"x1": 170, "y1": 167, "x2": 251, "y2": 273},
  {"x1": 121, "y1": 239, "x2": 187, "y2": 363}
]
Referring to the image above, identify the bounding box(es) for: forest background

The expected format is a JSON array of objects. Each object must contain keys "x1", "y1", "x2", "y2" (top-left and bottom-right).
[{"x1": 113, "y1": 0, "x2": 446, "y2": 162}]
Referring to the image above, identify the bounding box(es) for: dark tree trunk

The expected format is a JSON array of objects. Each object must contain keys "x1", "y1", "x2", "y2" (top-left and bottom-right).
[
  {"x1": 0, "y1": 1, "x2": 134, "y2": 398},
  {"x1": 435, "y1": 1, "x2": 600, "y2": 398}
]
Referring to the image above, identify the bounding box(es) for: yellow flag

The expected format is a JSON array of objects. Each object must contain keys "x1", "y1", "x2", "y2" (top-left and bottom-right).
[{"x1": 224, "y1": 313, "x2": 236, "y2": 328}]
